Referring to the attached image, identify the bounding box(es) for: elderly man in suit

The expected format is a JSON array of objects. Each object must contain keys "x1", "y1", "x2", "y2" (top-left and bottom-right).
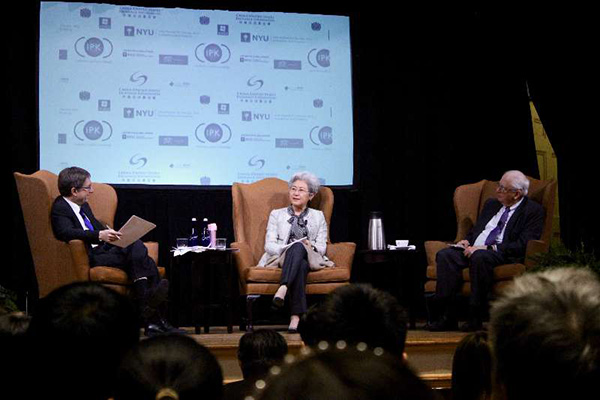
[
  {"x1": 429, "y1": 170, "x2": 545, "y2": 332},
  {"x1": 50, "y1": 166, "x2": 182, "y2": 336}
]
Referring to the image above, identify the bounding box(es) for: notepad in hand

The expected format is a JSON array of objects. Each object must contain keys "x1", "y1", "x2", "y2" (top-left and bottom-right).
[{"x1": 110, "y1": 215, "x2": 156, "y2": 248}]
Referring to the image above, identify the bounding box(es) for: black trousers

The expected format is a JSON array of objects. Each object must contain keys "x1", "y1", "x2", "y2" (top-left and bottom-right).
[
  {"x1": 280, "y1": 242, "x2": 310, "y2": 315},
  {"x1": 90, "y1": 240, "x2": 160, "y2": 284},
  {"x1": 435, "y1": 247, "x2": 506, "y2": 308}
]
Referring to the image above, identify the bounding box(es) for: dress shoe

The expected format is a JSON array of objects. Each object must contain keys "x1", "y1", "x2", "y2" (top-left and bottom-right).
[
  {"x1": 158, "y1": 318, "x2": 187, "y2": 334},
  {"x1": 427, "y1": 317, "x2": 459, "y2": 332},
  {"x1": 144, "y1": 323, "x2": 166, "y2": 337},
  {"x1": 460, "y1": 319, "x2": 483, "y2": 332},
  {"x1": 271, "y1": 296, "x2": 285, "y2": 311}
]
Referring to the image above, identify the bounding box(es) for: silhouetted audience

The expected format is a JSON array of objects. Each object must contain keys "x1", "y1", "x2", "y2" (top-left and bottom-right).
[
  {"x1": 0, "y1": 311, "x2": 31, "y2": 337},
  {"x1": 255, "y1": 342, "x2": 436, "y2": 400},
  {"x1": 300, "y1": 284, "x2": 409, "y2": 358},
  {"x1": 115, "y1": 334, "x2": 223, "y2": 400},
  {"x1": 451, "y1": 331, "x2": 492, "y2": 400},
  {"x1": 224, "y1": 329, "x2": 288, "y2": 400},
  {"x1": 26, "y1": 281, "x2": 140, "y2": 400},
  {"x1": 489, "y1": 267, "x2": 600, "y2": 400}
]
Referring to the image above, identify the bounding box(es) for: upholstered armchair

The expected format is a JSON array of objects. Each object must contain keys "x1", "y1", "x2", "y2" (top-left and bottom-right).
[
  {"x1": 14, "y1": 170, "x2": 163, "y2": 298},
  {"x1": 231, "y1": 178, "x2": 356, "y2": 330},
  {"x1": 424, "y1": 177, "x2": 557, "y2": 298}
]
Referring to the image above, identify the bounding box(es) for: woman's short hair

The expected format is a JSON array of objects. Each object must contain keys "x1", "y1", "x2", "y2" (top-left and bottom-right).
[
  {"x1": 58, "y1": 166, "x2": 91, "y2": 197},
  {"x1": 288, "y1": 171, "x2": 320, "y2": 194}
]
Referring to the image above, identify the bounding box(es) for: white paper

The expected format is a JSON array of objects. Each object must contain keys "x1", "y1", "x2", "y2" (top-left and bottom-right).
[{"x1": 110, "y1": 215, "x2": 156, "y2": 248}]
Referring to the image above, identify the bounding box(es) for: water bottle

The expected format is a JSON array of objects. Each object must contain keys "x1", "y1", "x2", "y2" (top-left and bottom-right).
[
  {"x1": 189, "y1": 217, "x2": 199, "y2": 247},
  {"x1": 200, "y1": 218, "x2": 211, "y2": 247},
  {"x1": 368, "y1": 211, "x2": 386, "y2": 250}
]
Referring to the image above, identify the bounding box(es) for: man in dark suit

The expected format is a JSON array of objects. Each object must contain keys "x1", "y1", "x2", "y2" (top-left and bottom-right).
[
  {"x1": 51, "y1": 166, "x2": 182, "y2": 336},
  {"x1": 429, "y1": 170, "x2": 545, "y2": 332}
]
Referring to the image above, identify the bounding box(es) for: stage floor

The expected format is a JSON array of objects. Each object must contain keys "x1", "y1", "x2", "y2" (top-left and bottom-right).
[{"x1": 159, "y1": 322, "x2": 470, "y2": 389}]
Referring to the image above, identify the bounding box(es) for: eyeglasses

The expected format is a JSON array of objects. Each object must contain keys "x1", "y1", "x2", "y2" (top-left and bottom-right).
[
  {"x1": 78, "y1": 185, "x2": 93, "y2": 192},
  {"x1": 496, "y1": 184, "x2": 519, "y2": 193},
  {"x1": 289, "y1": 186, "x2": 309, "y2": 194}
]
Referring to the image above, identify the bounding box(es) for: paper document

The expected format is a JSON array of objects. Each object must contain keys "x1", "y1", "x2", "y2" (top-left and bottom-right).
[
  {"x1": 281, "y1": 237, "x2": 307, "y2": 252},
  {"x1": 111, "y1": 215, "x2": 156, "y2": 248}
]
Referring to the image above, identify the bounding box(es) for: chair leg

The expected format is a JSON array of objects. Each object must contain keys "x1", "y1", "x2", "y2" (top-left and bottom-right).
[{"x1": 245, "y1": 295, "x2": 260, "y2": 332}]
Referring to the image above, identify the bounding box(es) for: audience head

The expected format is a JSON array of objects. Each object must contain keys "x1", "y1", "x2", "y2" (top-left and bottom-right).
[
  {"x1": 115, "y1": 334, "x2": 223, "y2": 400},
  {"x1": 489, "y1": 267, "x2": 600, "y2": 400},
  {"x1": 27, "y1": 281, "x2": 140, "y2": 400},
  {"x1": 300, "y1": 284, "x2": 408, "y2": 358},
  {"x1": 0, "y1": 311, "x2": 31, "y2": 337},
  {"x1": 58, "y1": 166, "x2": 92, "y2": 197},
  {"x1": 451, "y1": 331, "x2": 492, "y2": 400},
  {"x1": 255, "y1": 342, "x2": 435, "y2": 400},
  {"x1": 238, "y1": 329, "x2": 288, "y2": 379}
]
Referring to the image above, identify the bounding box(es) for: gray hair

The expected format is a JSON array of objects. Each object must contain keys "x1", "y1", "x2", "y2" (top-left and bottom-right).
[
  {"x1": 503, "y1": 170, "x2": 530, "y2": 196},
  {"x1": 489, "y1": 267, "x2": 600, "y2": 400},
  {"x1": 289, "y1": 171, "x2": 320, "y2": 194}
]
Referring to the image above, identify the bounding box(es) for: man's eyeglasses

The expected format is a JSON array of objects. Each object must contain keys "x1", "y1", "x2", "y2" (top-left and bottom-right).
[
  {"x1": 496, "y1": 184, "x2": 519, "y2": 193},
  {"x1": 78, "y1": 185, "x2": 93, "y2": 192}
]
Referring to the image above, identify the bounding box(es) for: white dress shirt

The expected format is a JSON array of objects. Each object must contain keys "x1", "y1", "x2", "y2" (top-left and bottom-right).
[{"x1": 474, "y1": 198, "x2": 524, "y2": 246}]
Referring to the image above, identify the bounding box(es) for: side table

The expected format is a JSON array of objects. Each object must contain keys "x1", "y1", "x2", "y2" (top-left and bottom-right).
[
  {"x1": 352, "y1": 248, "x2": 425, "y2": 329},
  {"x1": 169, "y1": 249, "x2": 238, "y2": 334}
]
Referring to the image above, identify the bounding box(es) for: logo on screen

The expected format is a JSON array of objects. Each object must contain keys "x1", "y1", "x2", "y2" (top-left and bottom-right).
[
  {"x1": 130, "y1": 71, "x2": 148, "y2": 86},
  {"x1": 247, "y1": 76, "x2": 264, "y2": 91},
  {"x1": 79, "y1": 91, "x2": 91, "y2": 101},
  {"x1": 311, "y1": 22, "x2": 322, "y2": 31},
  {"x1": 242, "y1": 111, "x2": 252, "y2": 121},
  {"x1": 80, "y1": 9, "x2": 92, "y2": 18},
  {"x1": 309, "y1": 126, "x2": 333, "y2": 145},
  {"x1": 124, "y1": 26, "x2": 154, "y2": 36},
  {"x1": 195, "y1": 123, "x2": 232, "y2": 144},
  {"x1": 98, "y1": 100, "x2": 111, "y2": 111},
  {"x1": 200, "y1": 96, "x2": 211, "y2": 105},
  {"x1": 124, "y1": 108, "x2": 154, "y2": 118},
  {"x1": 199, "y1": 16, "x2": 210, "y2": 25},
  {"x1": 248, "y1": 156, "x2": 265, "y2": 169},
  {"x1": 217, "y1": 25, "x2": 229, "y2": 36},
  {"x1": 73, "y1": 120, "x2": 113, "y2": 142},
  {"x1": 195, "y1": 43, "x2": 231, "y2": 64},
  {"x1": 99, "y1": 17, "x2": 111, "y2": 29},
  {"x1": 130, "y1": 154, "x2": 148, "y2": 169},
  {"x1": 74, "y1": 37, "x2": 113, "y2": 59},
  {"x1": 308, "y1": 48, "x2": 331, "y2": 68},
  {"x1": 200, "y1": 176, "x2": 211, "y2": 185},
  {"x1": 240, "y1": 33, "x2": 269, "y2": 43},
  {"x1": 218, "y1": 103, "x2": 230, "y2": 114},
  {"x1": 241, "y1": 33, "x2": 251, "y2": 43},
  {"x1": 313, "y1": 99, "x2": 324, "y2": 108}
]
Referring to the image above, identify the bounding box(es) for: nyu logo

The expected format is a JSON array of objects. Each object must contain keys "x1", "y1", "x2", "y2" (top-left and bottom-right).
[
  {"x1": 309, "y1": 126, "x2": 333, "y2": 145},
  {"x1": 129, "y1": 71, "x2": 148, "y2": 86},
  {"x1": 74, "y1": 37, "x2": 114, "y2": 58},
  {"x1": 124, "y1": 26, "x2": 155, "y2": 36},
  {"x1": 248, "y1": 156, "x2": 265, "y2": 169},
  {"x1": 308, "y1": 48, "x2": 331, "y2": 68},
  {"x1": 123, "y1": 108, "x2": 154, "y2": 118},
  {"x1": 73, "y1": 120, "x2": 113, "y2": 142},
  {"x1": 195, "y1": 43, "x2": 231, "y2": 64},
  {"x1": 241, "y1": 33, "x2": 269, "y2": 42},
  {"x1": 247, "y1": 76, "x2": 264, "y2": 91},
  {"x1": 195, "y1": 123, "x2": 233, "y2": 144},
  {"x1": 130, "y1": 154, "x2": 148, "y2": 169},
  {"x1": 242, "y1": 111, "x2": 270, "y2": 121}
]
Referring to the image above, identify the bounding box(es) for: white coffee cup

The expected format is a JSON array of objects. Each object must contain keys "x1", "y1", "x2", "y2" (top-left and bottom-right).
[{"x1": 395, "y1": 240, "x2": 409, "y2": 247}]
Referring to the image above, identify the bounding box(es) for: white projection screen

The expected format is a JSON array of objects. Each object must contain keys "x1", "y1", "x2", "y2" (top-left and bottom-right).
[{"x1": 39, "y1": 2, "x2": 354, "y2": 186}]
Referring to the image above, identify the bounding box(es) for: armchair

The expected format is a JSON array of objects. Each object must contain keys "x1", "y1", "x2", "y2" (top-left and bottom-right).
[
  {"x1": 424, "y1": 177, "x2": 557, "y2": 298},
  {"x1": 231, "y1": 178, "x2": 356, "y2": 330},
  {"x1": 14, "y1": 170, "x2": 163, "y2": 298}
]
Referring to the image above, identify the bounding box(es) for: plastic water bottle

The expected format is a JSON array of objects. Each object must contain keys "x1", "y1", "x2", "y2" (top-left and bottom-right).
[
  {"x1": 189, "y1": 217, "x2": 199, "y2": 247},
  {"x1": 200, "y1": 218, "x2": 211, "y2": 247}
]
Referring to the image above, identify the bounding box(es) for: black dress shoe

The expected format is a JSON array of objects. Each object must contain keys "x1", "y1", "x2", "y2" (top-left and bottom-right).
[
  {"x1": 158, "y1": 318, "x2": 187, "y2": 334},
  {"x1": 427, "y1": 317, "x2": 459, "y2": 332},
  {"x1": 144, "y1": 323, "x2": 166, "y2": 337},
  {"x1": 271, "y1": 296, "x2": 284, "y2": 311}
]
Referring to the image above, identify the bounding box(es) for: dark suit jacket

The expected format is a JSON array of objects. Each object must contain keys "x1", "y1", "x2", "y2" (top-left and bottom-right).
[
  {"x1": 51, "y1": 196, "x2": 106, "y2": 246},
  {"x1": 465, "y1": 197, "x2": 544, "y2": 262}
]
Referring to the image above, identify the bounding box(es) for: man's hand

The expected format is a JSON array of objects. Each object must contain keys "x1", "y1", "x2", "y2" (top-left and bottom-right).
[
  {"x1": 456, "y1": 240, "x2": 470, "y2": 248},
  {"x1": 99, "y1": 229, "x2": 121, "y2": 242},
  {"x1": 463, "y1": 245, "x2": 487, "y2": 258}
]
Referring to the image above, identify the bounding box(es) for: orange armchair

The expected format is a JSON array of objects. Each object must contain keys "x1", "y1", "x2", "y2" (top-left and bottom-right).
[
  {"x1": 424, "y1": 177, "x2": 557, "y2": 297},
  {"x1": 231, "y1": 178, "x2": 356, "y2": 330},
  {"x1": 14, "y1": 170, "x2": 163, "y2": 298}
]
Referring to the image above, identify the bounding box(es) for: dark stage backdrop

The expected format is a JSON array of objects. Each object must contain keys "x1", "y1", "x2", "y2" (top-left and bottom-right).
[{"x1": 8, "y1": 2, "x2": 595, "y2": 308}]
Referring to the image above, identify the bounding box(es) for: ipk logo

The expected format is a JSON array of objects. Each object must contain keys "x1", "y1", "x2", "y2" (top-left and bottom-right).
[
  {"x1": 130, "y1": 154, "x2": 148, "y2": 169},
  {"x1": 308, "y1": 48, "x2": 331, "y2": 68},
  {"x1": 247, "y1": 76, "x2": 264, "y2": 91},
  {"x1": 195, "y1": 123, "x2": 233, "y2": 144},
  {"x1": 73, "y1": 120, "x2": 113, "y2": 142},
  {"x1": 248, "y1": 155, "x2": 265, "y2": 169},
  {"x1": 195, "y1": 43, "x2": 231, "y2": 64},
  {"x1": 129, "y1": 71, "x2": 148, "y2": 86},
  {"x1": 74, "y1": 37, "x2": 114, "y2": 58},
  {"x1": 309, "y1": 126, "x2": 333, "y2": 146}
]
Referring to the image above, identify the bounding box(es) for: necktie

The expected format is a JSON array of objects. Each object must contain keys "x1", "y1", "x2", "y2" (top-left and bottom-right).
[
  {"x1": 80, "y1": 210, "x2": 95, "y2": 231},
  {"x1": 485, "y1": 207, "x2": 510, "y2": 246}
]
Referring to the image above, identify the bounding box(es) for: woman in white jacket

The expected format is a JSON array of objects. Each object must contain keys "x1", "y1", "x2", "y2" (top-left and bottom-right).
[{"x1": 258, "y1": 171, "x2": 328, "y2": 332}]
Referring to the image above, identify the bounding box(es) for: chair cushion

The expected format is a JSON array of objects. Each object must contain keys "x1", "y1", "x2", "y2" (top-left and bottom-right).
[
  {"x1": 90, "y1": 266, "x2": 166, "y2": 285},
  {"x1": 246, "y1": 266, "x2": 350, "y2": 284}
]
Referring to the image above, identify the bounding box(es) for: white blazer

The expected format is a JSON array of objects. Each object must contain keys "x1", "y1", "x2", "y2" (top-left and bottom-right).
[{"x1": 258, "y1": 207, "x2": 328, "y2": 267}]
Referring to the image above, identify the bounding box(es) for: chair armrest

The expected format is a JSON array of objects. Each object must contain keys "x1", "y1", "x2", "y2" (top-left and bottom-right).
[
  {"x1": 67, "y1": 240, "x2": 92, "y2": 281},
  {"x1": 424, "y1": 240, "x2": 451, "y2": 267},
  {"x1": 231, "y1": 241, "x2": 256, "y2": 281},
  {"x1": 326, "y1": 242, "x2": 356, "y2": 272},
  {"x1": 143, "y1": 241, "x2": 159, "y2": 265},
  {"x1": 524, "y1": 239, "x2": 549, "y2": 269}
]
